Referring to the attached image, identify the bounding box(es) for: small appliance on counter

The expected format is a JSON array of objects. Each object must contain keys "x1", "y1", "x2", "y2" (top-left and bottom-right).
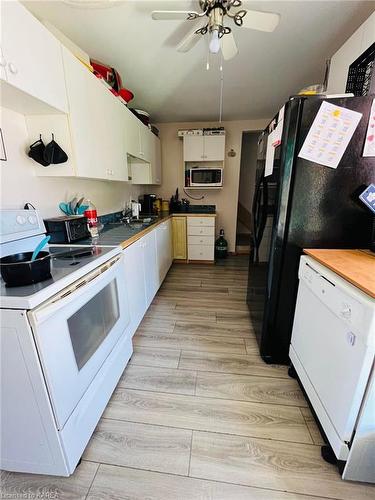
[
  {"x1": 139, "y1": 194, "x2": 157, "y2": 215},
  {"x1": 44, "y1": 215, "x2": 89, "y2": 244},
  {"x1": 131, "y1": 201, "x2": 141, "y2": 219}
]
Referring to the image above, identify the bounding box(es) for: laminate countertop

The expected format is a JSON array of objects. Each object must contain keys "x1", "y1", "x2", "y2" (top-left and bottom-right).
[
  {"x1": 304, "y1": 249, "x2": 375, "y2": 299},
  {"x1": 81, "y1": 212, "x2": 216, "y2": 250}
]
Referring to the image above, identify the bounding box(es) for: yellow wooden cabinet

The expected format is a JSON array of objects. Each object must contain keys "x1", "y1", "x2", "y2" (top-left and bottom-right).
[{"x1": 172, "y1": 217, "x2": 187, "y2": 260}]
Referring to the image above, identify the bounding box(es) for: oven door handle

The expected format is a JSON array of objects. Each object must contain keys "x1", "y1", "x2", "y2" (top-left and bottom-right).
[{"x1": 28, "y1": 254, "x2": 122, "y2": 325}]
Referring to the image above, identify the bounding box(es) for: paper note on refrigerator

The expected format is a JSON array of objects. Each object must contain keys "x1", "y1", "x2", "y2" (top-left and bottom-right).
[
  {"x1": 298, "y1": 101, "x2": 362, "y2": 169},
  {"x1": 363, "y1": 98, "x2": 375, "y2": 157}
]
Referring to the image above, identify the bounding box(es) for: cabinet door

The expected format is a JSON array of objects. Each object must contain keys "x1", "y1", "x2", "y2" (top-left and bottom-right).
[
  {"x1": 106, "y1": 97, "x2": 128, "y2": 182},
  {"x1": 142, "y1": 231, "x2": 158, "y2": 307},
  {"x1": 165, "y1": 218, "x2": 173, "y2": 270},
  {"x1": 151, "y1": 135, "x2": 162, "y2": 185},
  {"x1": 2, "y1": 1, "x2": 67, "y2": 112},
  {"x1": 62, "y1": 48, "x2": 96, "y2": 178},
  {"x1": 156, "y1": 224, "x2": 165, "y2": 287},
  {"x1": 156, "y1": 220, "x2": 173, "y2": 285},
  {"x1": 87, "y1": 72, "x2": 120, "y2": 180},
  {"x1": 140, "y1": 125, "x2": 152, "y2": 162},
  {"x1": 203, "y1": 135, "x2": 225, "y2": 161},
  {"x1": 124, "y1": 109, "x2": 141, "y2": 158},
  {"x1": 183, "y1": 136, "x2": 204, "y2": 161},
  {"x1": 63, "y1": 48, "x2": 113, "y2": 180},
  {"x1": 122, "y1": 241, "x2": 147, "y2": 337},
  {"x1": 172, "y1": 217, "x2": 187, "y2": 260}
]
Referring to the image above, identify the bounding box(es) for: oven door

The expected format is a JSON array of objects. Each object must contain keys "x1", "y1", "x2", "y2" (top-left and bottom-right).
[{"x1": 28, "y1": 254, "x2": 130, "y2": 429}]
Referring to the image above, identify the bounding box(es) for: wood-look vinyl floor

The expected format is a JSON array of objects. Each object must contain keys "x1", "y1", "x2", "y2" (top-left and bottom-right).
[{"x1": 3, "y1": 256, "x2": 374, "y2": 499}]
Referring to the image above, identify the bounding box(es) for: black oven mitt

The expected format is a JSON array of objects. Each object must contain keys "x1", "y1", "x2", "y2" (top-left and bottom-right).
[
  {"x1": 43, "y1": 134, "x2": 68, "y2": 164},
  {"x1": 28, "y1": 136, "x2": 50, "y2": 167}
]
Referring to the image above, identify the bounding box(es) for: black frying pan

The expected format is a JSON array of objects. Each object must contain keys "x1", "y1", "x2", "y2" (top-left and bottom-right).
[{"x1": 0, "y1": 251, "x2": 52, "y2": 286}]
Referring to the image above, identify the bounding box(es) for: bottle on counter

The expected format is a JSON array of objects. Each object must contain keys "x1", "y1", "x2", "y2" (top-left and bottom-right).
[
  {"x1": 215, "y1": 229, "x2": 228, "y2": 259},
  {"x1": 83, "y1": 199, "x2": 99, "y2": 238}
]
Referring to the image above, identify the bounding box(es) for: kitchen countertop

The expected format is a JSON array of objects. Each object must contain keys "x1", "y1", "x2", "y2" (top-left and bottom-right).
[
  {"x1": 304, "y1": 249, "x2": 375, "y2": 298},
  {"x1": 81, "y1": 212, "x2": 216, "y2": 249}
]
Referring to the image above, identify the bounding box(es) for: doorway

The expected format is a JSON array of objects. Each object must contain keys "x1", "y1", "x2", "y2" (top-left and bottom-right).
[{"x1": 236, "y1": 131, "x2": 260, "y2": 254}]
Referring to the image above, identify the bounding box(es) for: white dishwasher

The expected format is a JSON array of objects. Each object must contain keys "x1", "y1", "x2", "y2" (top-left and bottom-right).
[{"x1": 289, "y1": 255, "x2": 375, "y2": 481}]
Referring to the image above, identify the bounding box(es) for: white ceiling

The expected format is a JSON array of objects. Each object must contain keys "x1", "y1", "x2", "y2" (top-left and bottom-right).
[{"x1": 24, "y1": 1, "x2": 375, "y2": 122}]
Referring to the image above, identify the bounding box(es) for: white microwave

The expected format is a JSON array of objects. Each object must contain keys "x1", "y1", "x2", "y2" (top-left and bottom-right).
[{"x1": 189, "y1": 168, "x2": 223, "y2": 187}]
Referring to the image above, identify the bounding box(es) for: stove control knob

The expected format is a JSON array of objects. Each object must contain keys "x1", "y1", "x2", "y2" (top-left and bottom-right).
[
  {"x1": 16, "y1": 215, "x2": 26, "y2": 225},
  {"x1": 28, "y1": 215, "x2": 37, "y2": 225}
]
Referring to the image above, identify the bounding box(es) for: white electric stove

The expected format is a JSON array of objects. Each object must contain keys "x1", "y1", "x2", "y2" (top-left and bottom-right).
[{"x1": 0, "y1": 209, "x2": 133, "y2": 476}]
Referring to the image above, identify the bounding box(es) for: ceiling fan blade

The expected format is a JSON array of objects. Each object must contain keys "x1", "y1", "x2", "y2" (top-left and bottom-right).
[
  {"x1": 152, "y1": 10, "x2": 200, "y2": 21},
  {"x1": 221, "y1": 32, "x2": 238, "y2": 60},
  {"x1": 177, "y1": 23, "x2": 202, "y2": 52},
  {"x1": 242, "y1": 9, "x2": 280, "y2": 32}
]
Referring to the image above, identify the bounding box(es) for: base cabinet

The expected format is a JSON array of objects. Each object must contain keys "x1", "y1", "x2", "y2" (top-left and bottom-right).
[
  {"x1": 142, "y1": 231, "x2": 159, "y2": 307},
  {"x1": 187, "y1": 216, "x2": 215, "y2": 262},
  {"x1": 122, "y1": 240, "x2": 147, "y2": 337},
  {"x1": 172, "y1": 217, "x2": 187, "y2": 260},
  {"x1": 156, "y1": 219, "x2": 173, "y2": 285}
]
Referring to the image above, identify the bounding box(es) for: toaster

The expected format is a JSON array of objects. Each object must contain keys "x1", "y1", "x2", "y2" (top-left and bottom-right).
[{"x1": 44, "y1": 216, "x2": 90, "y2": 243}]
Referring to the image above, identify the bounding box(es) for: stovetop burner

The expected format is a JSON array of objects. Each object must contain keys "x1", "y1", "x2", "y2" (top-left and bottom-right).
[{"x1": 54, "y1": 249, "x2": 95, "y2": 260}]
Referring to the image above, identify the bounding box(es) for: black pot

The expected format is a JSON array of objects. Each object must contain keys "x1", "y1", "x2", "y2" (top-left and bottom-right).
[{"x1": 0, "y1": 251, "x2": 52, "y2": 286}]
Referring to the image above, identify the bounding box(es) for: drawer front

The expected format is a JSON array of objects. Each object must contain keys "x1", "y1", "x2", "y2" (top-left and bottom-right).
[
  {"x1": 187, "y1": 217, "x2": 215, "y2": 227},
  {"x1": 188, "y1": 235, "x2": 214, "y2": 246},
  {"x1": 188, "y1": 244, "x2": 214, "y2": 261},
  {"x1": 187, "y1": 226, "x2": 215, "y2": 237}
]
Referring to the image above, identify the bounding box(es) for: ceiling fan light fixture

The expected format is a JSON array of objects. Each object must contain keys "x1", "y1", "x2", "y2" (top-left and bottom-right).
[{"x1": 209, "y1": 29, "x2": 221, "y2": 54}]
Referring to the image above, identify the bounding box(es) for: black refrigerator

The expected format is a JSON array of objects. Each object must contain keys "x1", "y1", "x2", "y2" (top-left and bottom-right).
[{"x1": 247, "y1": 94, "x2": 375, "y2": 365}]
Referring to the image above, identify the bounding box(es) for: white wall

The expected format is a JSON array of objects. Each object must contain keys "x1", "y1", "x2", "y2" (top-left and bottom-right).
[
  {"x1": 0, "y1": 107, "x2": 144, "y2": 218},
  {"x1": 153, "y1": 119, "x2": 268, "y2": 253},
  {"x1": 327, "y1": 12, "x2": 375, "y2": 94}
]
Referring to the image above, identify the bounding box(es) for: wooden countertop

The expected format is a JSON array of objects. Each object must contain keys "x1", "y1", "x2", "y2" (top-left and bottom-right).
[
  {"x1": 304, "y1": 249, "x2": 375, "y2": 298},
  {"x1": 120, "y1": 213, "x2": 216, "y2": 250}
]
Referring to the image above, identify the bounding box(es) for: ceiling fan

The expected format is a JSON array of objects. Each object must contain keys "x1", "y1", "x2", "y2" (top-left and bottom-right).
[{"x1": 152, "y1": 0, "x2": 280, "y2": 60}]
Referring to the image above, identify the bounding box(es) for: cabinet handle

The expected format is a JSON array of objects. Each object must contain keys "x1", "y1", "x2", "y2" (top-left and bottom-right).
[
  {"x1": 0, "y1": 56, "x2": 6, "y2": 68},
  {"x1": 8, "y1": 63, "x2": 18, "y2": 74}
]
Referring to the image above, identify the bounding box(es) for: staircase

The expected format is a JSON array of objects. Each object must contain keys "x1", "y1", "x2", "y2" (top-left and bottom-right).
[{"x1": 236, "y1": 202, "x2": 252, "y2": 254}]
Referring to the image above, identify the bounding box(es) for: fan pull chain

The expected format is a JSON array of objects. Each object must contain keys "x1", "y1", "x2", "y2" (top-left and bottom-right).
[
  {"x1": 219, "y1": 53, "x2": 224, "y2": 123},
  {"x1": 206, "y1": 40, "x2": 210, "y2": 70}
]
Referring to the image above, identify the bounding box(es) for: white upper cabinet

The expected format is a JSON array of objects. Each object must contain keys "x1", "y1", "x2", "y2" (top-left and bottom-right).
[
  {"x1": 139, "y1": 124, "x2": 152, "y2": 162},
  {"x1": 27, "y1": 48, "x2": 129, "y2": 181},
  {"x1": 151, "y1": 134, "x2": 162, "y2": 185},
  {"x1": 124, "y1": 109, "x2": 142, "y2": 159},
  {"x1": 183, "y1": 135, "x2": 225, "y2": 162},
  {"x1": 63, "y1": 47, "x2": 128, "y2": 181},
  {"x1": 6, "y1": 0, "x2": 160, "y2": 184},
  {"x1": 183, "y1": 135, "x2": 204, "y2": 162},
  {"x1": 203, "y1": 135, "x2": 226, "y2": 161},
  {"x1": 1, "y1": 1, "x2": 67, "y2": 114}
]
